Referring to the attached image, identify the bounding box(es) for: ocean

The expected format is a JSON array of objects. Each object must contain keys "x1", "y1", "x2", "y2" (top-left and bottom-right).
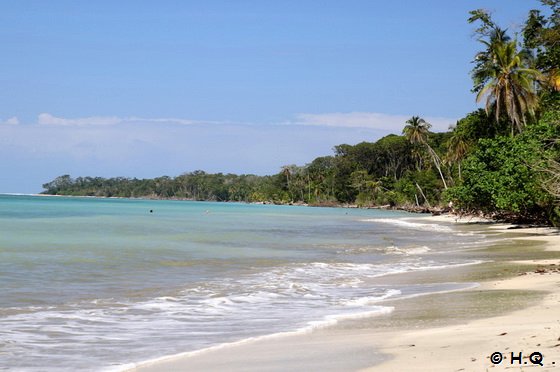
[{"x1": 0, "y1": 195, "x2": 492, "y2": 371}]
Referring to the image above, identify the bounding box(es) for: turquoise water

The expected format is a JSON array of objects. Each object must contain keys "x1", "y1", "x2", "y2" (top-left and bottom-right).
[{"x1": 0, "y1": 195, "x2": 489, "y2": 371}]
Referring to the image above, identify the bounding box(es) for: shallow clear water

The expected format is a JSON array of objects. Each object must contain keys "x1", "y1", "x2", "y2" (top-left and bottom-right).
[{"x1": 0, "y1": 195, "x2": 490, "y2": 371}]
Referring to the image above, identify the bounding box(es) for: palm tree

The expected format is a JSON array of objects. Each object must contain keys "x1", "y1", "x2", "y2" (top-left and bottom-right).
[
  {"x1": 402, "y1": 116, "x2": 431, "y2": 145},
  {"x1": 281, "y1": 165, "x2": 292, "y2": 188},
  {"x1": 469, "y1": 9, "x2": 543, "y2": 135},
  {"x1": 403, "y1": 116, "x2": 448, "y2": 189},
  {"x1": 472, "y1": 33, "x2": 542, "y2": 136},
  {"x1": 403, "y1": 116, "x2": 430, "y2": 171},
  {"x1": 476, "y1": 39, "x2": 541, "y2": 135},
  {"x1": 446, "y1": 129, "x2": 471, "y2": 181},
  {"x1": 471, "y1": 26, "x2": 511, "y2": 94}
]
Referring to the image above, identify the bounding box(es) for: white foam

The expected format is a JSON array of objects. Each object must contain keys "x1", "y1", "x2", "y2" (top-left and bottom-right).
[
  {"x1": 405, "y1": 246, "x2": 432, "y2": 254},
  {"x1": 384, "y1": 245, "x2": 431, "y2": 255},
  {"x1": 455, "y1": 232, "x2": 476, "y2": 236},
  {"x1": 342, "y1": 289, "x2": 402, "y2": 307},
  {"x1": 362, "y1": 218, "x2": 454, "y2": 232}
]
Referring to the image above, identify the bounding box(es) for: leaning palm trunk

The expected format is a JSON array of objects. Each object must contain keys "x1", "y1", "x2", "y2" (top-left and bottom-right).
[
  {"x1": 426, "y1": 145, "x2": 448, "y2": 189},
  {"x1": 415, "y1": 183, "x2": 431, "y2": 208}
]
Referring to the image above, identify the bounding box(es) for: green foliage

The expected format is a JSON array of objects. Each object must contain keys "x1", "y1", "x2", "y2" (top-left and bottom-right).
[
  {"x1": 540, "y1": 91, "x2": 560, "y2": 123},
  {"x1": 446, "y1": 122, "x2": 559, "y2": 219},
  {"x1": 523, "y1": 1, "x2": 560, "y2": 89},
  {"x1": 42, "y1": 175, "x2": 73, "y2": 194},
  {"x1": 452, "y1": 109, "x2": 508, "y2": 141}
]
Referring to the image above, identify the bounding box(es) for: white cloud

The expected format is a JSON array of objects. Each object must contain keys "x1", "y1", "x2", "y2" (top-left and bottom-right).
[
  {"x1": 38, "y1": 113, "x2": 121, "y2": 126},
  {"x1": 1, "y1": 117, "x2": 20, "y2": 126},
  {"x1": 34, "y1": 112, "x2": 456, "y2": 133},
  {"x1": 292, "y1": 112, "x2": 455, "y2": 133},
  {"x1": 37, "y1": 113, "x2": 227, "y2": 127}
]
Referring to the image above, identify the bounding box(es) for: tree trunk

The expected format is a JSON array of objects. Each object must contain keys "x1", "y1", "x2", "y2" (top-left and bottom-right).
[
  {"x1": 415, "y1": 183, "x2": 431, "y2": 208},
  {"x1": 427, "y1": 145, "x2": 448, "y2": 189}
]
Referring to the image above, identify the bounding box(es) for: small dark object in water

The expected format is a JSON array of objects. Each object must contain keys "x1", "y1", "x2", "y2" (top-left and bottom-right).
[{"x1": 149, "y1": 210, "x2": 153, "y2": 213}]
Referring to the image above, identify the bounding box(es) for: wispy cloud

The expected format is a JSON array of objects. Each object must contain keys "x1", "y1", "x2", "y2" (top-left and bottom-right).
[
  {"x1": 37, "y1": 113, "x2": 228, "y2": 127},
  {"x1": 38, "y1": 113, "x2": 121, "y2": 126},
  {"x1": 1, "y1": 117, "x2": 20, "y2": 126},
  {"x1": 35, "y1": 112, "x2": 456, "y2": 132},
  {"x1": 291, "y1": 112, "x2": 456, "y2": 132}
]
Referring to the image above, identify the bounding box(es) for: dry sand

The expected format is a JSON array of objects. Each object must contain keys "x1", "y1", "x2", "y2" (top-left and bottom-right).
[
  {"x1": 128, "y1": 217, "x2": 560, "y2": 372},
  {"x1": 368, "y1": 262, "x2": 560, "y2": 371}
]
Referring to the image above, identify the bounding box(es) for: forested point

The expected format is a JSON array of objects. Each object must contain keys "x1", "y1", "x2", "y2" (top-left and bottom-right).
[{"x1": 43, "y1": 2, "x2": 560, "y2": 225}]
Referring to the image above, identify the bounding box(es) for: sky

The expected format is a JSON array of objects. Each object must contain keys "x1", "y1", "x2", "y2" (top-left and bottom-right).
[{"x1": 0, "y1": 0, "x2": 543, "y2": 193}]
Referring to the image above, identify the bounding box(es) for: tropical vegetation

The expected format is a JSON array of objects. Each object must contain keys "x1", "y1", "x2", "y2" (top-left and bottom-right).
[{"x1": 42, "y1": 1, "x2": 560, "y2": 224}]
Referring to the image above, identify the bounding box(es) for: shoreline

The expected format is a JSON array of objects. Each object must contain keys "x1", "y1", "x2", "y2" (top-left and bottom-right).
[
  {"x1": 123, "y1": 277, "x2": 480, "y2": 372},
  {"x1": 126, "y1": 218, "x2": 560, "y2": 372}
]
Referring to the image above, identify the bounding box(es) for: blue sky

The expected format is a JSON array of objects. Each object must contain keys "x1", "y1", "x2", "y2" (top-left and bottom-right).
[{"x1": 0, "y1": 1, "x2": 541, "y2": 192}]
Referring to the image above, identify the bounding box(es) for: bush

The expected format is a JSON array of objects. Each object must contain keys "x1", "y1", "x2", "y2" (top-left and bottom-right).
[{"x1": 446, "y1": 122, "x2": 559, "y2": 221}]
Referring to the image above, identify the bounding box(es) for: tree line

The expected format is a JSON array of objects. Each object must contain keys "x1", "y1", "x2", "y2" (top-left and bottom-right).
[
  {"x1": 42, "y1": 129, "x2": 452, "y2": 207},
  {"x1": 42, "y1": 1, "x2": 560, "y2": 224}
]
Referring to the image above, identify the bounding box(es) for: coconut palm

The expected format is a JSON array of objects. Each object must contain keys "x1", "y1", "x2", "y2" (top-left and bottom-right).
[
  {"x1": 402, "y1": 116, "x2": 431, "y2": 145},
  {"x1": 469, "y1": 9, "x2": 543, "y2": 134},
  {"x1": 403, "y1": 116, "x2": 431, "y2": 171},
  {"x1": 471, "y1": 26, "x2": 511, "y2": 93},
  {"x1": 281, "y1": 165, "x2": 293, "y2": 188},
  {"x1": 403, "y1": 117, "x2": 448, "y2": 189},
  {"x1": 475, "y1": 39, "x2": 542, "y2": 135},
  {"x1": 446, "y1": 129, "x2": 471, "y2": 180}
]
